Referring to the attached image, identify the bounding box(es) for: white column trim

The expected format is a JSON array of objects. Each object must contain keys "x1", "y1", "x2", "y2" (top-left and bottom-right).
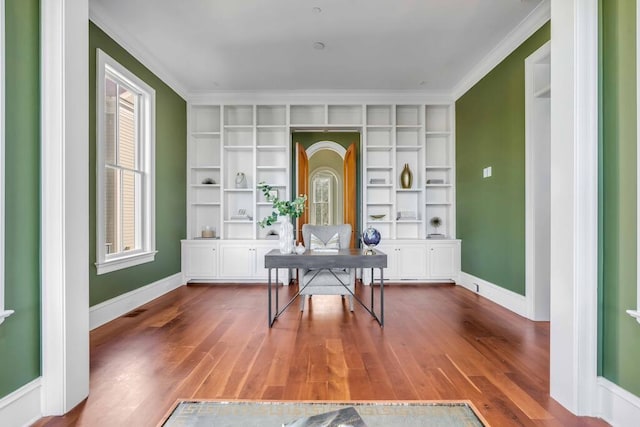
[
  {"x1": 549, "y1": 0, "x2": 599, "y2": 415},
  {"x1": 629, "y1": 0, "x2": 640, "y2": 324},
  {"x1": 40, "y1": 0, "x2": 90, "y2": 415},
  {"x1": 0, "y1": 0, "x2": 10, "y2": 325}
]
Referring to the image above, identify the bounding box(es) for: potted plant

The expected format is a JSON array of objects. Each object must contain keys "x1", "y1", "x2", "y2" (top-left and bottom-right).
[{"x1": 258, "y1": 182, "x2": 307, "y2": 253}]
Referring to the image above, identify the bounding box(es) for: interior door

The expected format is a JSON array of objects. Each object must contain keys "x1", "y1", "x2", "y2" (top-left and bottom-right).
[
  {"x1": 343, "y1": 143, "x2": 357, "y2": 248},
  {"x1": 296, "y1": 143, "x2": 309, "y2": 244}
]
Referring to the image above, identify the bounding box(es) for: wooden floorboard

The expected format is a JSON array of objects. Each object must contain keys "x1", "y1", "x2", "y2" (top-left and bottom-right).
[{"x1": 32, "y1": 283, "x2": 609, "y2": 427}]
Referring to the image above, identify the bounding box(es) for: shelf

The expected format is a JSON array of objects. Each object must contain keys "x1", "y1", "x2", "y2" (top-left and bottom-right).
[
  {"x1": 223, "y1": 145, "x2": 253, "y2": 151},
  {"x1": 367, "y1": 166, "x2": 393, "y2": 170},
  {"x1": 366, "y1": 145, "x2": 393, "y2": 151},
  {"x1": 191, "y1": 165, "x2": 221, "y2": 170},
  {"x1": 224, "y1": 220, "x2": 253, "y2": 223},
  {"x1": 397, "y1": 219, "x2": 423, "y2": 223},
  {"x1": 256, "y1": 145, "x2": 286, "y2": 151},
  {"x1": 191, "y1": 202, "x2": 221, "y2": 206},
  {"x1": 256, "y1": 166, "x2": 287, "y2": 170},
  {"x1": 396, "y1": 189, "x2": 422, "y2": 192},
  {"x1": 396, "y1": 146, "x2": 423, "y2": 152},
  {"x1": 367, "y1": 202, "x2": 393, "y2": 206},
  {"x1": 190, "y1": 184, "x2": 221, "y2": 188},
  {"x1": 367, "y1": 184, "x2": 392, "y2": 188},
  {"x1": 425, "y1": 184, "x2": 451, "y2": 187},
  {"x1": 426, "y1": 202, "x2": 452, "y2": 206},
  {"x1": 192, "y1": 131, "x2": 221, "y2": 137},
  {"x1": 224, "y1": 188, "x2": 253, "y2": 192},
  {"x1": 534, "y1": 84, "x2": 551, "y2": 98},
  {"x1": 425, "y1": 131, "x2": 451, "y2": 136},
  {"x1": 425, "y1": 165, "x2": 453, "y2": 169}
]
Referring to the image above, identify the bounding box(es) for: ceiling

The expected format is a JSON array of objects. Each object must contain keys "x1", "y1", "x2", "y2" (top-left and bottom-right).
[{"x1": 90, "y1": 0, "x2": 545, "y2": 95}]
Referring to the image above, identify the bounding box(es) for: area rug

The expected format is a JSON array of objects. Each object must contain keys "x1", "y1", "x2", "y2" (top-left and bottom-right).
[{"x1": 160, "y1": 400, "x2": 488, "y2": 426}]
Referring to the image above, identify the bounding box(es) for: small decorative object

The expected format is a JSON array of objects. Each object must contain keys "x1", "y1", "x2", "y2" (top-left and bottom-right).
[
  {"x1": 235, "y1": 172, "x2": 247, "y2": 188},
  {"x1": 361, "y1": 226, "x2": 381, "y2": 255},
  {"x1": 397, "y1": 211, "x2": 417, "y2": 220},
  {"x1": 202, "y1": 177, "x2": 216, "y2": 185},
  {"x1": 257, "y1": 182, "x2": 307, "y2": 254},
  {"x1": 428, "y1": 216, "x2": 445, "y2": 239},
  {"x1": 201, "y1": 226, "x2": 215, "y2": 238},
  {"x1": 369, "y1": 214, "x2": 386, "y2": 220},
  {"x1": 426, "y1": 178, "x2": 444, "y2": 184},
  {"x1": 266, "y1": 230, "x2": 279, "y2": 240},
  {"x1": 369, "y1": 178, "x2": 386, "y2": 185},
  {"x1": 400, "y1": 163, "x2": 413, "y2": 189},
  {"x1": 294, "y1": 242, "x2": 306, "y2": 255}
]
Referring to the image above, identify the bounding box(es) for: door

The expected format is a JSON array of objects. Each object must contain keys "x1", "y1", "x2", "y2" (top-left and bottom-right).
[
  {"x1": 343, "y1": 143, "x2": 357, "y2": 248},
  {"x1": 428, "y1": 243, "x2": 458, "y2": 279},
  {"x1": 296, "y1": 143, "x2": 309, "y2": 244}
]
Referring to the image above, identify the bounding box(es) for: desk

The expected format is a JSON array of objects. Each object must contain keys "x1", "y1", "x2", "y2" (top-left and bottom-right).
[{"x1": 265, "y1": 248, "x2": 387, "y2": 327}]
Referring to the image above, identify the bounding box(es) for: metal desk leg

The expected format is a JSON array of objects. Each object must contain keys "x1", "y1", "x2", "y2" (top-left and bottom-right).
[
  {"x1": 275, "y1": 268, "x2": 279, "y2": 314},
  {"x1": 380, "y1": 267, "x2": 384, "y2": 327},
  {"x1": 268, "y1": 268, "x2": 272, "y2": 327},
  {"x1": 370, "y1": 267, "x2": 374, "y2": 312}
]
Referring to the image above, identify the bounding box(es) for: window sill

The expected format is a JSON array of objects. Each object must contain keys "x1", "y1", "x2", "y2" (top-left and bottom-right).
[
  {"x1": 626, "y1": 310, "x2": 640, "y2": 324},
  {"x1": 95, "y1": 250, "x2": 158, "y2": 275},
  {"x1": 0, "y1": 309, "x2": 15, "y2": 325}
]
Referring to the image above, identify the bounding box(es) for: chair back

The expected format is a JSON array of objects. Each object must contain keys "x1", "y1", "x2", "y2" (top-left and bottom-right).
[{"x1": 301, "y1": 224, "x2": 352, "y2": 249}]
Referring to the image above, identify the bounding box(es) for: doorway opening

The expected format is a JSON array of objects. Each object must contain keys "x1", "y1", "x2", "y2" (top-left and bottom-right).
[
  {"x1": 292, "y1": 132, "x2": 360, "y2": 248},
  {"x1": 525, "y1": 41, "x2": 551, "y2": 321}
]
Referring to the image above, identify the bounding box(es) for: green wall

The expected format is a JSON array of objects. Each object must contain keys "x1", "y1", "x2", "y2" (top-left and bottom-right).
[
  {"x1": 89, "y1": 22, "x2": 187, "y2": 305},
  {"x1": 0, "y1": 0, "x2": 41, "y2": 398},
  {"x1": 600, "y1": 0, "x2": 640, "y2": 395},
  {"x1": 292, "y1": 132, "x2": 361, "y2": 236},
  {"x1": 455, "y1": 23, "x2": 550, "y2": 295}
]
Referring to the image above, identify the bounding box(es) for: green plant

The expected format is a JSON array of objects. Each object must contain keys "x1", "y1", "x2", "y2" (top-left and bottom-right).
[{"x1": 257, "y1": 182, "x2": 307, "y2": 228}]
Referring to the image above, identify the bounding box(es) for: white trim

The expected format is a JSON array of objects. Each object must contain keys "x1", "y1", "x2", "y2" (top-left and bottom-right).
[
  {"x1": 525, "y1": 41, "x2": 551, "y2": 321},
  {"x1": 633, "y1": 0, "x2": 640, "y2": 324},
  {"x1": 452, "y1": 0, "x2": 551, "y2": 100},
  {"x1": 0, "y1": 0, "x2": 9, "y2": 326},
  {"x1": 457, "y1": 272, "x2": 528, "y2": 318},
  {"x1": 597, "y1": 377, "x2": 640, "y2": 427},
  {"x1": 549, "y1": 0, "x2": 599, "y2": 415},
  {"x1": 90, "y1": 273, "x2": 183, "y2": 330},
  {"x1": 0, "y1": 378, "x2": 42, "y2": 427},
  {"x1": 306, "y1": 141, "x2": 347, "y2": 159},
  {"x1": 189, "y1": 91, "x2": 453, "y2": 106},
  {"x1": 96, "y1": 49, "x2": 156, "y2": 275},
  {"x1": 41, "y1": 0, "x2": 90, "y2": 415},
  {"x1": 89, "y1": 3, "x2": 187, "y2": 98}
]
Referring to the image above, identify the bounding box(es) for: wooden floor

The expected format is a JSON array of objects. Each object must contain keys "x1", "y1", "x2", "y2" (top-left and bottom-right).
[{"x1": 33, "y1": 282, "x2": 608, "y2": 427}]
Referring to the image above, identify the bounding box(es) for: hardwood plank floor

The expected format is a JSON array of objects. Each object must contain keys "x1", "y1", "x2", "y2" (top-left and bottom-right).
[{"x1": 33, "y1": 283, "x2": 609, "y2": 426}]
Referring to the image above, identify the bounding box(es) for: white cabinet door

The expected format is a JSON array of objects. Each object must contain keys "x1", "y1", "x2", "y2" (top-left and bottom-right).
[
  {"x1": 427, "y1": 241, "x2": 461, "y2": 280},
  {"x1": 219, "y1": 244, "x2": 253, "y2": 278},
  {"x1": 395, "y1": 244, "x2": 428, "y2": 280},
  {"x1": 182, "y1": 241, "x2": 217, "y2": 280}
]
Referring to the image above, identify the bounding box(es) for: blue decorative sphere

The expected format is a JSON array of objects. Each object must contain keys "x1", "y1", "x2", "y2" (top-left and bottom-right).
[{"x1": 362, "y1": 227, "x2": 381, "y2": 248}]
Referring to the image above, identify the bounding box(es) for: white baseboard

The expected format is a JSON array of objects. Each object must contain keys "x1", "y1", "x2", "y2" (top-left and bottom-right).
[
  {"x1": 458, "y1": 271, "x2": 527, "y2": 318},
  {"x1": 0, "y1": 378, "x2": 42, "y2": 427},
  {"x1": 597, "y1": 377, "x2": 640, "y2": 426},
  {"x1": 90, "y1": 272, "x2": 183, "y2": 330}
]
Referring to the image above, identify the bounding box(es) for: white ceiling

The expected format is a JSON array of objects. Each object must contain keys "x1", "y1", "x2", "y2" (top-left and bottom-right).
[{"x1": 90, "y1": 0, "x2": 545, "y2": 96}]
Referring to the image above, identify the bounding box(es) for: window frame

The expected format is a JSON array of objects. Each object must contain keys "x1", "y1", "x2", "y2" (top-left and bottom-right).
[{"x1": 95, "y1": 49, "x2": 156, "y2": 275}]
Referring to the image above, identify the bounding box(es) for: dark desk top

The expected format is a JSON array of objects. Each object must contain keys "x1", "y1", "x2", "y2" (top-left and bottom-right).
[{"x1": 264, "y1": 248, "x2": 387, "y2": 269}]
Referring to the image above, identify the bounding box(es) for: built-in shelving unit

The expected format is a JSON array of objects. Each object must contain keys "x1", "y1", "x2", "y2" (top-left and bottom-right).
[{"x1": 188, "y1": 103, "x2": 455, "y2": 242}]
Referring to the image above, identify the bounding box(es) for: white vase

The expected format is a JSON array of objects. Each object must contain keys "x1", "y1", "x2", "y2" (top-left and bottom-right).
[{"x1": 279, "y1": 216, "x2": 294, "y2": 254}]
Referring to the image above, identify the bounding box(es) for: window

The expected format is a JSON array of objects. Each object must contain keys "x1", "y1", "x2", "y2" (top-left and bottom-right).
[
  {"x1": 311, "y1": 173, "x2": 332, "y2": 225},
  {"x1": 95, "y1": 49, "x2": 156, "y2": 275}
]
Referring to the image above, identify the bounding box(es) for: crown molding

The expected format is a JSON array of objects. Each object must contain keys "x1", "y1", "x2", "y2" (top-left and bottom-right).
[
  {"x1": 89, "y1": 3, "x2": 188, "y2": 99},
  {"x1": 187, "y1": 90, "x2": 454, "y2": 106},
  {"x1": 451, "y1": 0, "x2": 550, "y2": 101}
]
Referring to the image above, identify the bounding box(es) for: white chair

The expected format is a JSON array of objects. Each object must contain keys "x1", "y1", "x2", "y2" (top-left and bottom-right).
[{"x1": 299, "y1": 224, "x2": 355, "y2": 311}]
